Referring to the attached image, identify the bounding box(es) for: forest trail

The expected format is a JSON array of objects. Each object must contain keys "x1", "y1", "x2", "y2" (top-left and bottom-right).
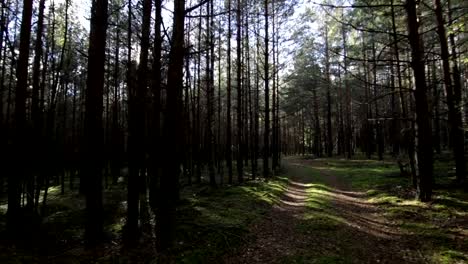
[{"x1": 225, "y1": 157, "x2": 427, "y2": 264}]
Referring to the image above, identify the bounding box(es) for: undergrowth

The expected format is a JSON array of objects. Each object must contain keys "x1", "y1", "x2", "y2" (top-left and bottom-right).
[{"x1": 170, "y1": 176, "x2": 289, "y2": 263}]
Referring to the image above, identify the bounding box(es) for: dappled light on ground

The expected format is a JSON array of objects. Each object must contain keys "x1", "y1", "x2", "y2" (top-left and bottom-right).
[
  {"x1": 227, "y1": 157, "x2": 468, "y2": 264},
  {"x1": 1, "y1": 157, "x2": 466, "y2": 263}
]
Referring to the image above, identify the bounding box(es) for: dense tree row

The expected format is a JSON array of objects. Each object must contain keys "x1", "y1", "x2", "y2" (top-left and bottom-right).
[{"x1": 0, "y1": 0, "x2": 293, "y2": 247}]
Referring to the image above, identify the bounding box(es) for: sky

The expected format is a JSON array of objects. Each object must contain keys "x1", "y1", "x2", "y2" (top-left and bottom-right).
[
  {"x1": 54, "y1": 0, "x2": 312, "y2": 33},
  {"x1": 50, "y1": 0, "x2": 317, "y2": 77}
]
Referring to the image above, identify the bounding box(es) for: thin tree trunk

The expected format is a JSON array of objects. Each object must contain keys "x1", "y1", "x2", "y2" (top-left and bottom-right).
[
  {"x1": 263, "y1": 0, "x2": 270, "y2": 178},
  {"x1": 372, "y1": 38, "x2": 383, "y2": 160},
  {"x1": 341, "y1": 13, "x2": 352, "y2": 159},
  {"x1": 206, "y1": 0, "x2": 216, "y2": 186},
  {"x1": 236, "y1": 0, "x2": 244, "y2": 183},
  {"x1": 226, "y1": 0, "x2": 233, "y2": 183},
  {"x1": 324, "y1": 25, "x2": 333, "y2": 157},
  {"x1": 150, "y1": 0, "x2": 162, "y2": 209}
]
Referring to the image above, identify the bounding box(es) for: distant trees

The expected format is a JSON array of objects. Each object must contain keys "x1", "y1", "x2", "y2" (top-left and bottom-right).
[{"x1": 281, "y1": 0, "x2": 467, "y2": 201}]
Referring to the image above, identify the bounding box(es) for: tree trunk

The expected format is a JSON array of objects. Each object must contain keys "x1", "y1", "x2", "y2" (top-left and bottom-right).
[
  {"x1": 236, "y1": 0, "x2": 244, "y2": 183},
  {"x1": 8, "y1": 0, "x2": 33, "y2": 235},
  {"x1": 406, "y1": 0, "x2": 433, "y2": 202},
  {"x1": 324, "y1": 25, "x2": 333, "y2": 157},
  {"x1": 84, "y1": 0, "x2": 108, "y2": 245},
  {"x1": 263, "y1": 0, "x2": 270, "y2": 178},
  {"x1": 126, "y1": 0, "x2": 152, "y2": 241},
  {"x1": 206, "y1": 0, "x2": 216, "y2": 186},
  {"x1": 149, "y1": 0, "x2": 162, "y2": 210},
  {"x1": 158, "y1": 0, "x2": 185, "y2": 250},
  {"x1": 226, "y1": 0, "x2": 233, "y2": 183},
  {"x1": 434, "y1": 0, "x2": 465, "y2": 183},
  {"x1": 341, "y1": 14, "x2": 352, "y2": 159}
]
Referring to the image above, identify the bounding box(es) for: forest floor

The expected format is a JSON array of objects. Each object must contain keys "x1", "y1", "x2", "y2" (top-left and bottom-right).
[
  {"x1": 0, "y1": 156, "x2": 467, "y2": 263},
  {"x1": 224, "y1": 157, "x2": 468, "y2": 264}
]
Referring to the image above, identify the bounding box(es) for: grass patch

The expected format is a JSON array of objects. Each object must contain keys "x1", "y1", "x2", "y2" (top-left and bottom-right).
[
  {"x1": 314, "y1": 159, "x2": 403, "y2": 191},
  {"x1": 172, "y1": 177, "x2": 289, "y2": 263},
  {"x1": 433, "y1": 249, "x2": 468, "y2": 264}
]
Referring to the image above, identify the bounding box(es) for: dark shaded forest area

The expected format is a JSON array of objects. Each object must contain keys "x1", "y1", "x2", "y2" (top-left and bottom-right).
[{"x1": 0, "y1": 0, "x2": 467, "y2": 262}]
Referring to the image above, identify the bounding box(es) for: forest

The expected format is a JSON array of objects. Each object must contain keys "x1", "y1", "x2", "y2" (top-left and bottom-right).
[{"x1": 0, "y1": 0, "x2": 467, "y2": 262}]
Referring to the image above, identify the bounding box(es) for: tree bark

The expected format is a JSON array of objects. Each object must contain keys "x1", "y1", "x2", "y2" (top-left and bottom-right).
[
  {"x1": 84, "y1": 0, "x2": 108, "y2": 245},
  {"x1": 405, "y1": 0, "x2": 433, "y2": 202},
  {"x1": 434, "y1": 0, "x2": 465, "y2": 183},
  {"x1": 158, "y1": 0, "x2": 185, "y2": 250},
  {"x1": 324, "y1": 25, "x2": 333, "y2": 157},
  {"x1": 236, "y1": 0, "x2": 244, "y2": 183},
  {"x1": 226, "y1": 0, "x2": 233, "y2": 183},
  {"x1": 263, "y1": 0, "x2": 270, "y2": 178},
  {"x1": 8, "y1": 0, "x2": 33, "y2": 235}
]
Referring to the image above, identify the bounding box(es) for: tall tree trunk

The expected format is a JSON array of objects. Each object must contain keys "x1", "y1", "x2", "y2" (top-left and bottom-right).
[
  {"x1": 126, "y1": 0, "x2": 152, "y2": 241},
  {"x1": 217, "y1": 13, "x2": 223, "y2": 183},
  {"x1": 324, "y1": 25, "x2": 333, "y2": 157},
  {"x1": 111, "y1": 12, "x2": 121, "y2": 185},
  {"x1": 150, "y1": 0, "x2": 162, "y2": 210},
  {"x1": 236, "y1": 0, "x2": 243, "y2": 183},
  {"x1": 195, "y1": 12, "x2": 202, "y2": 184},
  {"x1": 447, "y1": 0, "x2": 464, "y2": 159},
  {"x1": 30, "y1": 0, "x2": 46, "y2": 214},
  {"x1": 263, "y1": 0, "x2": 270, "y2": 178},
  {"x1": 406, "y1": 0, "x2": 433, "y2": 202},
  {"x1": 158, "y1": 0, "x2": 185, "y2": 250},
  {"x1": 271, "y1": 2, "x2": 278, "y2": 170},
  {"x1": 341, "y1": 14, "x2": 352, "y2": 159},
  {"x1": 253, "y1": 6, "x2": 260, "y2": 180},
  {"x1": 84, "y1": 0, "x2": 108, "y2": 245},
  {"x1": 206, "y1": 0, "x2": 216, "y2": 186},
  {"x1": 226, "y1": 0, "x2": 233, "y2": 183},
  {"x1": 372, "y1": 39, "x2": 383, "y2": 160},
  {"x1": 245, "y1": 5, "x2": 255, "y2": 178},
  {"x1": 434, "y1": 0, "x2": 465, "y2": 183},
  {"x1": 8, "y1": 0, "x2": 33, "y2": 235}
]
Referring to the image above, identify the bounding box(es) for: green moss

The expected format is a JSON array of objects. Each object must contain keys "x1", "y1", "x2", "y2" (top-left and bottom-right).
[
  {"x1": 368, "y1": 194, "x2": 402, "y2": 205},
  {"x1": 175, "y1": 176, "x2": 289, "y2": 262},
  {"x1": 434, "y1": 250, "x2": 468, "y2": 264},
  {"x1": 298, "y1": 214, "x2": 341, "y2": 232}
]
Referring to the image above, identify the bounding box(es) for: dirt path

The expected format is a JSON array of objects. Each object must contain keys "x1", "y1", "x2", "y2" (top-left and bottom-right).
[
  {"x1": 224, "y1": 163, "x2": 313, "y2": 263},
  {"x1": 225, "y1": 158, "x2": 427, "y2": 264}
]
